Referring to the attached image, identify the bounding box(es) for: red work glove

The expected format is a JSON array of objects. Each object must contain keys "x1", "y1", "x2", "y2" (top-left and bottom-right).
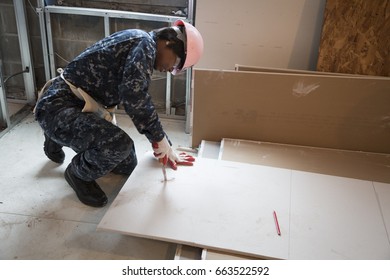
[
  {"x1": 152, "y1": 137, "x2": 195, "y2": 170},
  {"x1": 157, "y1": 152, "x2": 196, "y2": 170},
  {"x1": 175, "y1": 152, "x2": 195, "y2": 168}
]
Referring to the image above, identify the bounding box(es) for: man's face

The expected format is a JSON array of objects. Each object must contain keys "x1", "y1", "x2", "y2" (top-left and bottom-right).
[{"x1": 154, "y1": 40, "x2": 180, "y2": 73}]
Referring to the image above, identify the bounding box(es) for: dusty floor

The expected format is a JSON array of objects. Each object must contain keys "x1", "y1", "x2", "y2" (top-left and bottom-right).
[{"x1": 0, "y1": 111, "x2": 192, "y2": 259}]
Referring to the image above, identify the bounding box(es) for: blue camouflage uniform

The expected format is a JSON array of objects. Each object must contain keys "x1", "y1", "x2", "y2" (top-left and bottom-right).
[{"x1": 34, "y1": 29, "x2": 165, "y2": 181}]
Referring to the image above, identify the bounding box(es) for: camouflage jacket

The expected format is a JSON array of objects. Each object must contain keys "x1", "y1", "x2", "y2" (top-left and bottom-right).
[{"x1": 62, "y1": 29, "x2": 164, "y2": 142}]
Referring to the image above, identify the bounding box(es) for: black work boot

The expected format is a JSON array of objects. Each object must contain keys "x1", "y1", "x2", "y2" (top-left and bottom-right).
[
  {"x1": 64, "y1": 165, "x2": 108, "y2": 207},
  {"x1": 44, "y1": 134, "x2": 65, "y2": 164}
]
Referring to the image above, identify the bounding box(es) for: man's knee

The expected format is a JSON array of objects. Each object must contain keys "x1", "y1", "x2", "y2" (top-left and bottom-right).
[{"x1": 114, "y1": 130, "x2": 134, "y2": 159}]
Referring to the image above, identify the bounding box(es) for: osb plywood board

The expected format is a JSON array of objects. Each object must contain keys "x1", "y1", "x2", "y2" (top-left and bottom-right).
[
  {"x1": 192, "y1": 69, "x2": 390, "y2": 153},
  {"x1": 289, "y1": 171, "x2": 390, "y2": 259},
  {"x1": 220, "y1": 138, "x2": 390, "y2": 184},
  {"x1": 98, "y1": 152, "x2": 291, "y2": 259},
  {"x1": 316, "y1": 0, "x2": 390, "y2": 76}
]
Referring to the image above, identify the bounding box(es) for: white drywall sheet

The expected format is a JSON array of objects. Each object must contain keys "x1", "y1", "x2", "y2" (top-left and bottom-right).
[
  {"x1": 373, "y1": 182, "x2": 390, "y2": 236},
  {"x1": 98, "y1": 152, "x2": 390, "y2": 259},
  {"x1": 289, "y1": 172, "x2": 390, "y2": 259},
  {"x1": 219, "y1": 138, "x2": 390, "y2": 259},
  {"x1": 98, "y1": 152, "x2": 290, "y2": 259},
  {"x1": 219, "y1": 138, "x2": 390, "y2": 184}
]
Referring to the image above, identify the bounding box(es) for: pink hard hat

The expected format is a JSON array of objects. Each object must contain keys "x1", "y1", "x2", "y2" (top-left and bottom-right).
[{"x1": 171, "y1": 19, "x2": 204, "y2": 75}]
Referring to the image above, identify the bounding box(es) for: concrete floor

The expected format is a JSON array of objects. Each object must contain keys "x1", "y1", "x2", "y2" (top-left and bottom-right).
[
  {"x1": 0, "y1": 112, "x2": 192, "y2": 259},
  {"x1": 7, "y1": 102, "x2": 25, "y2": 117}
]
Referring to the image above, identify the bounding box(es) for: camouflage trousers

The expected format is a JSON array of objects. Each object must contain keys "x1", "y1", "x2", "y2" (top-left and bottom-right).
[{"x1": 35, "y1": 80, "x2": 137, "y2": 181}]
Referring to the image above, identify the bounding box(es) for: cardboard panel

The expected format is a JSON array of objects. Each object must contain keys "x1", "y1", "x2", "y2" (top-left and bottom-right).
[
  {"x1": 220, "y1": 138, "x2": 390, "y2": 184},
  {"x1": 98, "y1": 152, "x2": 291, "y2": 259},
  {"x1": 192, "y1": 69, "x2": 390, "y2": 153}
]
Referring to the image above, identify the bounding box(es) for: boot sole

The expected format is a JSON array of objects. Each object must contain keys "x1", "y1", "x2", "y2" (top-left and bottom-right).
[
  {"x1": 44, "y1": 150, "x2": 65, "y2": 164},
  {"x1": 64, "y1": 167, "x2": 107, "y2": 207}
]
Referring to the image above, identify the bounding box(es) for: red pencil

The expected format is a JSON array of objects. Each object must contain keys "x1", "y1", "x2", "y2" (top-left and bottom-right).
[{"x1": 273, "y1": 211, "x2": 281, "y2": 236}]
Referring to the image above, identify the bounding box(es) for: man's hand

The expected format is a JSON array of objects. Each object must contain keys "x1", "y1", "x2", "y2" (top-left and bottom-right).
[
  {"x1": 157, "y1": 152, "x2": 195, "y2": 170},
  {"x1": 152, "y1": 136, "x2": 172, "y2": 158},
  {"x1": 152, "y1": 137, "x2": 195, "y2": 170}
]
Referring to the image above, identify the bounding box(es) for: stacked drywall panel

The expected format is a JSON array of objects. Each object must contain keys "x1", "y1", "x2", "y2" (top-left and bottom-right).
[
  {"x1": 219, "y1": 138, "x2": 390, "y2": 184},
  {"x1": 98, "y1": 152, "x2": 291, "y2": 259},
  {"x1": 202, "y1": 139, "x2": 390, "y2": 259},
  {"x1": 97, "y1": 144, "x2": 390, "y2": 259},
  {"x1": 191, "y1": 69, "x2": 390, "y2": 154},
  {"x1": 98, "y1": 67, "x2": 390, "y2": 259}
]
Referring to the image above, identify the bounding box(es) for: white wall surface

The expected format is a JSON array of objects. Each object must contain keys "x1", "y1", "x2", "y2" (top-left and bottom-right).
[{"x1": 195, "y1": 0, "x2": 326, "y2": 70}]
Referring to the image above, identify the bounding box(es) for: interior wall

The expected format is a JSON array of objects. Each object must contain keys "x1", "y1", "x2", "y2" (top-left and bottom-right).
[
  {"x1": 195, "y1": 0, "x2": 327, "y2": 71},
  {"x1": 54, "y1": 0, "x2": 187, "y2": 14},
  {"x1": 0, "y1": 0, "x2": 186, "y2": 103},
  {"x1": 0, "y1": 0, "x2": 32, "y2": 100}
]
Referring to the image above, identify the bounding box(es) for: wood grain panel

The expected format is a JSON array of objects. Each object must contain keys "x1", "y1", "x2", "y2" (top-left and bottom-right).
[{"x1": 317, "y1": 0, "x2": 390, "y2": 76}]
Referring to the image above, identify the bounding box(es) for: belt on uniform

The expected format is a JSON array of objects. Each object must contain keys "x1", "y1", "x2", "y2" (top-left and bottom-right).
[{"x1": 34, "y1": 68, "x2": 116, "y2": 125}]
